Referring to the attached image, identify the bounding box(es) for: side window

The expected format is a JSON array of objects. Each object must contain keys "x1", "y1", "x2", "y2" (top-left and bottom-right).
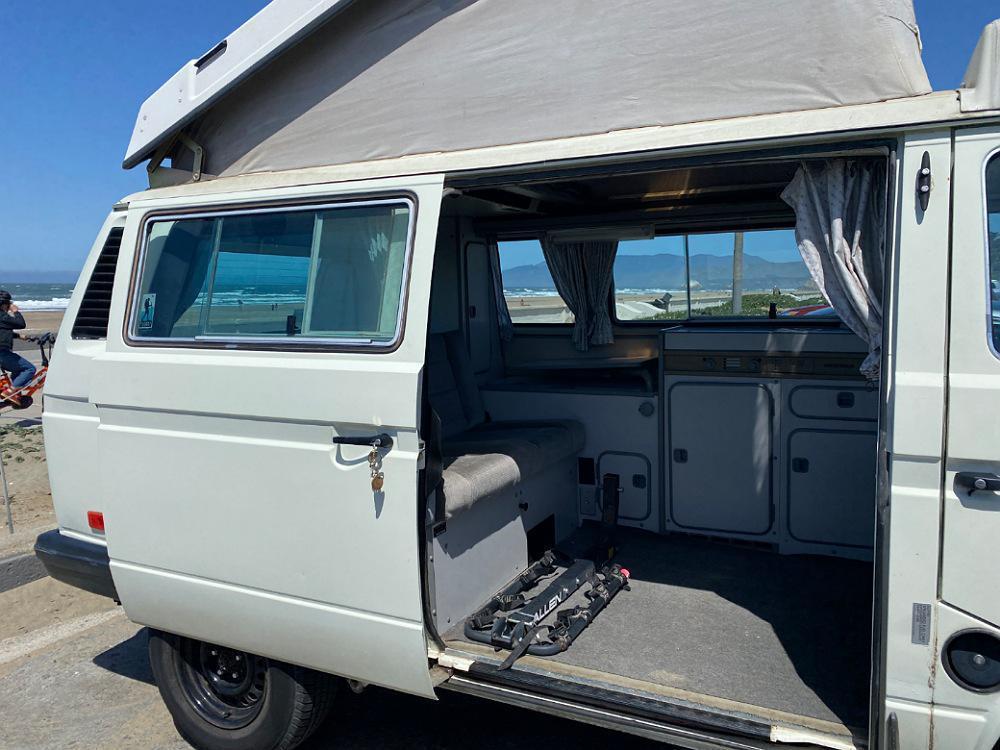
[
  {"x1": 987, "y1": 154, "x2": 1000, "y2": 352},
  {"x1": 497, "y1": 239, "x2": 575, "y2": 324},
  {"x1": 132, "y1": 201, "x2": 412, "y2": 345},
  {"x1": 614, "y1": 229, "x2": 833, "y2": 322}
]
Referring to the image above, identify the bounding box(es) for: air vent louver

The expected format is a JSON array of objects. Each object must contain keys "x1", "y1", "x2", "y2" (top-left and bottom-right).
[{"x1": 71, "y1": 227, "x2": 123, "y2": 339}]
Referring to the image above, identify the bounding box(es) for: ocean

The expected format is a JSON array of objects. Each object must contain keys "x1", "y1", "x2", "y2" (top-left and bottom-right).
[
  {"x1": 0, "y1": 282, "x2": 708, "y2": 311},
  {"x1": 1, "y1": 282, "x2": 75, "y2": 311},
  {"x1": 504, "y1": 286, "x2": 684, "y2": 297}
]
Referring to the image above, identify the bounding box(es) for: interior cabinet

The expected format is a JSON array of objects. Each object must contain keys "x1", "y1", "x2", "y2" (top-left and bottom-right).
[
  {"x1": 667, "y1": 380, "x2": 774, "y2": 536},
  {"x1": 780, "y1": 381, "x2": 878, "y2": 555},
  {"x1": 664, "y1": 373, "x2": 878, "y2": 557}
]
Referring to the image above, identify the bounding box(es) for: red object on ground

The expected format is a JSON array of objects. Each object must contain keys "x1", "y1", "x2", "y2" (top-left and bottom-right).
[
  {"x1": 619, "y1": 567, "x2": 631, "y2": 579},
  {"x1": 87, "y1": 511, "x2": 105, "y2": 533}
]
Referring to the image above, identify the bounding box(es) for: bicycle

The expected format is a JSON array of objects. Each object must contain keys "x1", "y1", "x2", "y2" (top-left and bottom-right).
[{"x1": 0, "y1": 331, "x2": 55, "y2": 410}]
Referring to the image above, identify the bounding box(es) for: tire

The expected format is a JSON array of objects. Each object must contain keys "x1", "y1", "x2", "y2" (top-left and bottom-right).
[{"x1": 148, "y1": 629, "x2": 336, "y2": 750}]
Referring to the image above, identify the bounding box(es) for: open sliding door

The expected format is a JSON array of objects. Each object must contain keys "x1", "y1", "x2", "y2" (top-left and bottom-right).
[{"x1": 91, "y1": 174, "x2": 444, "y2": 697}]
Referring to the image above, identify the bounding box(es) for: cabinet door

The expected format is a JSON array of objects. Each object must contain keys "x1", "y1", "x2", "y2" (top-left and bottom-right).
[
  {"x1": 786, "y1": 429, "x2": 877, "y2": 548},
  {"x1": 668, "y1": 381, "x2": 773, "y2": 535}
]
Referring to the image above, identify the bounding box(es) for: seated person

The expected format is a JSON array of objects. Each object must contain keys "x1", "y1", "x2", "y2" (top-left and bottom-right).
[{"x1": 0, "y1": 291, "x2": 36, "y2": 405}]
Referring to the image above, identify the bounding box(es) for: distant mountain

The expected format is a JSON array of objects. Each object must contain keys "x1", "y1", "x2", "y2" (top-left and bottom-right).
[{"x1": 502, "y1": 252, "x2": 812, "y2": 291}]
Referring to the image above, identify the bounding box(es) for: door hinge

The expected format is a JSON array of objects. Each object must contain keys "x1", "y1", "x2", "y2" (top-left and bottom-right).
[{"x1": 917, "y1": 151, "x2": 931, "y2": 211}]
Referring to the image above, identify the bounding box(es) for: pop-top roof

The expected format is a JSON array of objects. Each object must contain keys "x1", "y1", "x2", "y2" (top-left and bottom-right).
[
  {"x1": 125, "y1": 0, "x2": 947, "y2": 178},
  {"x1": 961, "y1": 19, "x2": 1000, "y2": 113}
]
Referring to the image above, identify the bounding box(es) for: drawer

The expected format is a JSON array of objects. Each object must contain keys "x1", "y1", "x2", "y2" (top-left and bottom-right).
[{"x1": 788, "y1": 384, "x2": 877, "y2": 422}]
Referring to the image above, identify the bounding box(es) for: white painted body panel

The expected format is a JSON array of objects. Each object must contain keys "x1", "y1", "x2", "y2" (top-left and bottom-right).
[
  {"x1": 43, "y1": 211, "x2": 126, "y2": 543},
  {"x1": 879, "y1": 131, "x2": 953, "y2": 747},
  {"x1": 60, "y1": 174, "x2": 444, "y2": 698},
  {"x1": 912, "y1": 125, "x2": 1000, "y2": 750},
  {"x1": 943, "y1": 127, "x2": 1000, "y2": 625}
]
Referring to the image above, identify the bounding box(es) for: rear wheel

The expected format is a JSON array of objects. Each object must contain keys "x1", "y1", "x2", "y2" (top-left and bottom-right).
[
  {"x1": 12, "y1": 395, "x2": 32, "y2": 410},
  {"x1": 148, "y1": 629, "x2": 336, "y2": 750}
]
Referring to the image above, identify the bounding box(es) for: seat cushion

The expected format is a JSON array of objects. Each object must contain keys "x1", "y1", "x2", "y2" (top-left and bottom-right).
[
  {"x1": 440, "y1": 419, "x2": 584, "y2": 519},
  {"x1": 426, "y1": 331, "x2": 486, "y2": 438},
  {"x1": 426, "y1": 334, "x2": 468, "y2": 437}
]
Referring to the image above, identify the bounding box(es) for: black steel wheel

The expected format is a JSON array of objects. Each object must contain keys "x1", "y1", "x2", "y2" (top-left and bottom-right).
[
  {"x1": 149, "y1": 629, "x2": 336, "y2": 750},
  {"x1": 177, "y1": 639, "x2": 268, "y2": 729}
]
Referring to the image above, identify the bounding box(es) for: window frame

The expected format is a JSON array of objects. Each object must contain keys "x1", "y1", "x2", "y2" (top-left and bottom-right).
[
  {"x1": 983, "y1": 147, "x2": 1000, "y2": 361},
  {"x1": 124, "y1": 194, "x2": 418, "y2": 352}
]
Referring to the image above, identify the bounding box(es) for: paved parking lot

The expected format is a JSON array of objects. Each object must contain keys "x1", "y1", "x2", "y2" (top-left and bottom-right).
[{"x1": 0, "y1": 571, "x2": 662, "y2": 750}]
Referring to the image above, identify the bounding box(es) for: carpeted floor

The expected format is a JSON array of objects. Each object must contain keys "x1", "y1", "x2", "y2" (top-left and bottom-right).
[{"x1": 451, "y1": 529, "x2": 873, "y2": 731}]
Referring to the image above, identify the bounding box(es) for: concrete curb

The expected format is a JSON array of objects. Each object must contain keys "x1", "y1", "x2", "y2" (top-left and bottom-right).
[{"x1": 0, "y1": 552, "x2": 47, "y2": 594}]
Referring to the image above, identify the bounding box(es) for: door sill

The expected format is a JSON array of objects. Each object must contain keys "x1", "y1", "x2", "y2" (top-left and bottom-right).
[{"x1": 438, "y1": 643, "x2": 865, "y2": 750}]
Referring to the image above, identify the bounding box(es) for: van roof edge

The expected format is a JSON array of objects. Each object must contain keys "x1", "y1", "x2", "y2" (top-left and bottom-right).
[{"x1": 122, "y1": 0, "x2": 357, "y2": 170}]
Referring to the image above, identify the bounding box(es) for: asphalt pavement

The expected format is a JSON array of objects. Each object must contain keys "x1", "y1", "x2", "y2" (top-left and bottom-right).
[{"x1": 0, "y1": 570, "x2": 661, "y2": 749}]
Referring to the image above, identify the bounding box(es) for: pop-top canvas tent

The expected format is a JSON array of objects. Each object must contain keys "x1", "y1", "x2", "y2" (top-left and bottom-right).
[{"x1": 126, "y1": 0, "x2": 938, "y2": 178}]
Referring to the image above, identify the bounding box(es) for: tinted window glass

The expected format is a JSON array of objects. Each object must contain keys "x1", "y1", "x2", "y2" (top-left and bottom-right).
[
  {"x1": 613, "y1": 235, "x2": 688, "y2": 321},
  {"x1": 614, "y1": 229, "x2": 832, "y2": 321},
  {"x1": 497, "y1": 239, "x2": 575, "y2": 324},
  {"x1": 987, "y1": 154, "x2": 1000, "y2": 351},
  {"x1": 133, "y1": 202, "x2": 411, "y2": 343}
]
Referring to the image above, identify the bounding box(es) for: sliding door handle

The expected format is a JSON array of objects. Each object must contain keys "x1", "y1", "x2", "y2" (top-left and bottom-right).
[
  {"x1": 332, "y1": 433, "x2": 394, "y2": 451},
  {"x1": 955, "y1": 472, "x2": 1000, "y2": 496}
]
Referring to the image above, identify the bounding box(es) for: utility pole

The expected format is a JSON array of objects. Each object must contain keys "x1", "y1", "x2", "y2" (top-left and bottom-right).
[{"x1": 732, "y1": 232, "x2": 744, "y2": 314}]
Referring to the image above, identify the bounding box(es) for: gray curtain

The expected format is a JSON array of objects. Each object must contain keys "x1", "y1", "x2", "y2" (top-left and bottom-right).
[
  {"x1": 489, "y1": 241, "x2": 514, "y2": 342},
  {"x1": 780, "y1": 160, "x2": 886, "y2": 379},
  {"x1": 309, "y1": 207, "x2": 406, "y2": 337},
  {"x1": 540, "y1": 238, "x2": 618, "y2": 351}
]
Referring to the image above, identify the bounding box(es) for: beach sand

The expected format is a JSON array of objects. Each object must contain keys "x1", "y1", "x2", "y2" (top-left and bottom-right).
[
  {"x1": 0, "y1": 309, "x2": 63, "y2": 554},
  {"x1": 0, "y1": 424, "x2": 55, "y2": 557},
  {"x1": 10, "y1": 310, "x2": 65, "y2": 353}
]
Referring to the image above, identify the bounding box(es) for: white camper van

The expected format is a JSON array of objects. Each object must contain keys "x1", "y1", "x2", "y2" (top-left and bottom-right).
[{"x1": 32, "y1": 2, "x2": 1000, "y2": 749}]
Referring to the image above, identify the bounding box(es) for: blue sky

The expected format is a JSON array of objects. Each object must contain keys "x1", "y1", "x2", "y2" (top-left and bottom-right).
[{"x1": 0, "y1": 1, "x2": 996, "y2": 280}]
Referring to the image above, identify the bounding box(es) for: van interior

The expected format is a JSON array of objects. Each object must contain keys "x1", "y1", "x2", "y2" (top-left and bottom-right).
[{"x1": 422, "y1": 149, "x2": 886, "y2": 747}]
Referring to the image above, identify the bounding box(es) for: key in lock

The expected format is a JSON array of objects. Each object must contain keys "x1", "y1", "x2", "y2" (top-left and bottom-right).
[{"x1": 369, "y1": 447, "x2": 385, "y2": 492}]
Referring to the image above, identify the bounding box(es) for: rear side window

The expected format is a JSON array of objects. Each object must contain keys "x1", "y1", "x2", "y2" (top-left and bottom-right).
[
  {"x1": 987, "y1": 154, "x2": 1000, "y2": 353},
  {"x1": 498, "y1": 239, "x2": 575, "y2": 325},
  {"x1": 614, "y1": 229, "x2": 832, "y2": 322},
  {"x1": 131, "y1": 200, "x2": 412, "y2": 345}
]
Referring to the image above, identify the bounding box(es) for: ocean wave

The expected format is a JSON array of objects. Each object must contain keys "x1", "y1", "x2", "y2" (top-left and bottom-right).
[
  {"x1": 504, "y1": 287, "x2": 685, "y2": 298},
  {"x1": 193, "y1": 291, "x2": 308, "y2": 307},
  {"x1": 16, "y1": 298, "x2": 72, "y2": 311}
]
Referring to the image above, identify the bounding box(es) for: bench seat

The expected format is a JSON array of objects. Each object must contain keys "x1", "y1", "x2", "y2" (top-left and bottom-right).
[
  {"x1": 440, "y1": 420, "x2": 585, "y2": 519},
  {"x1": 427, "y1": 332, "x2": 584, "y2": 520}
]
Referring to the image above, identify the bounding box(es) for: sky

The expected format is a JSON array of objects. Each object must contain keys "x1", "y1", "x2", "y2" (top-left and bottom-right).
[{"x1": 0, "y1": 1, "x2": 996, "y2": 281}]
